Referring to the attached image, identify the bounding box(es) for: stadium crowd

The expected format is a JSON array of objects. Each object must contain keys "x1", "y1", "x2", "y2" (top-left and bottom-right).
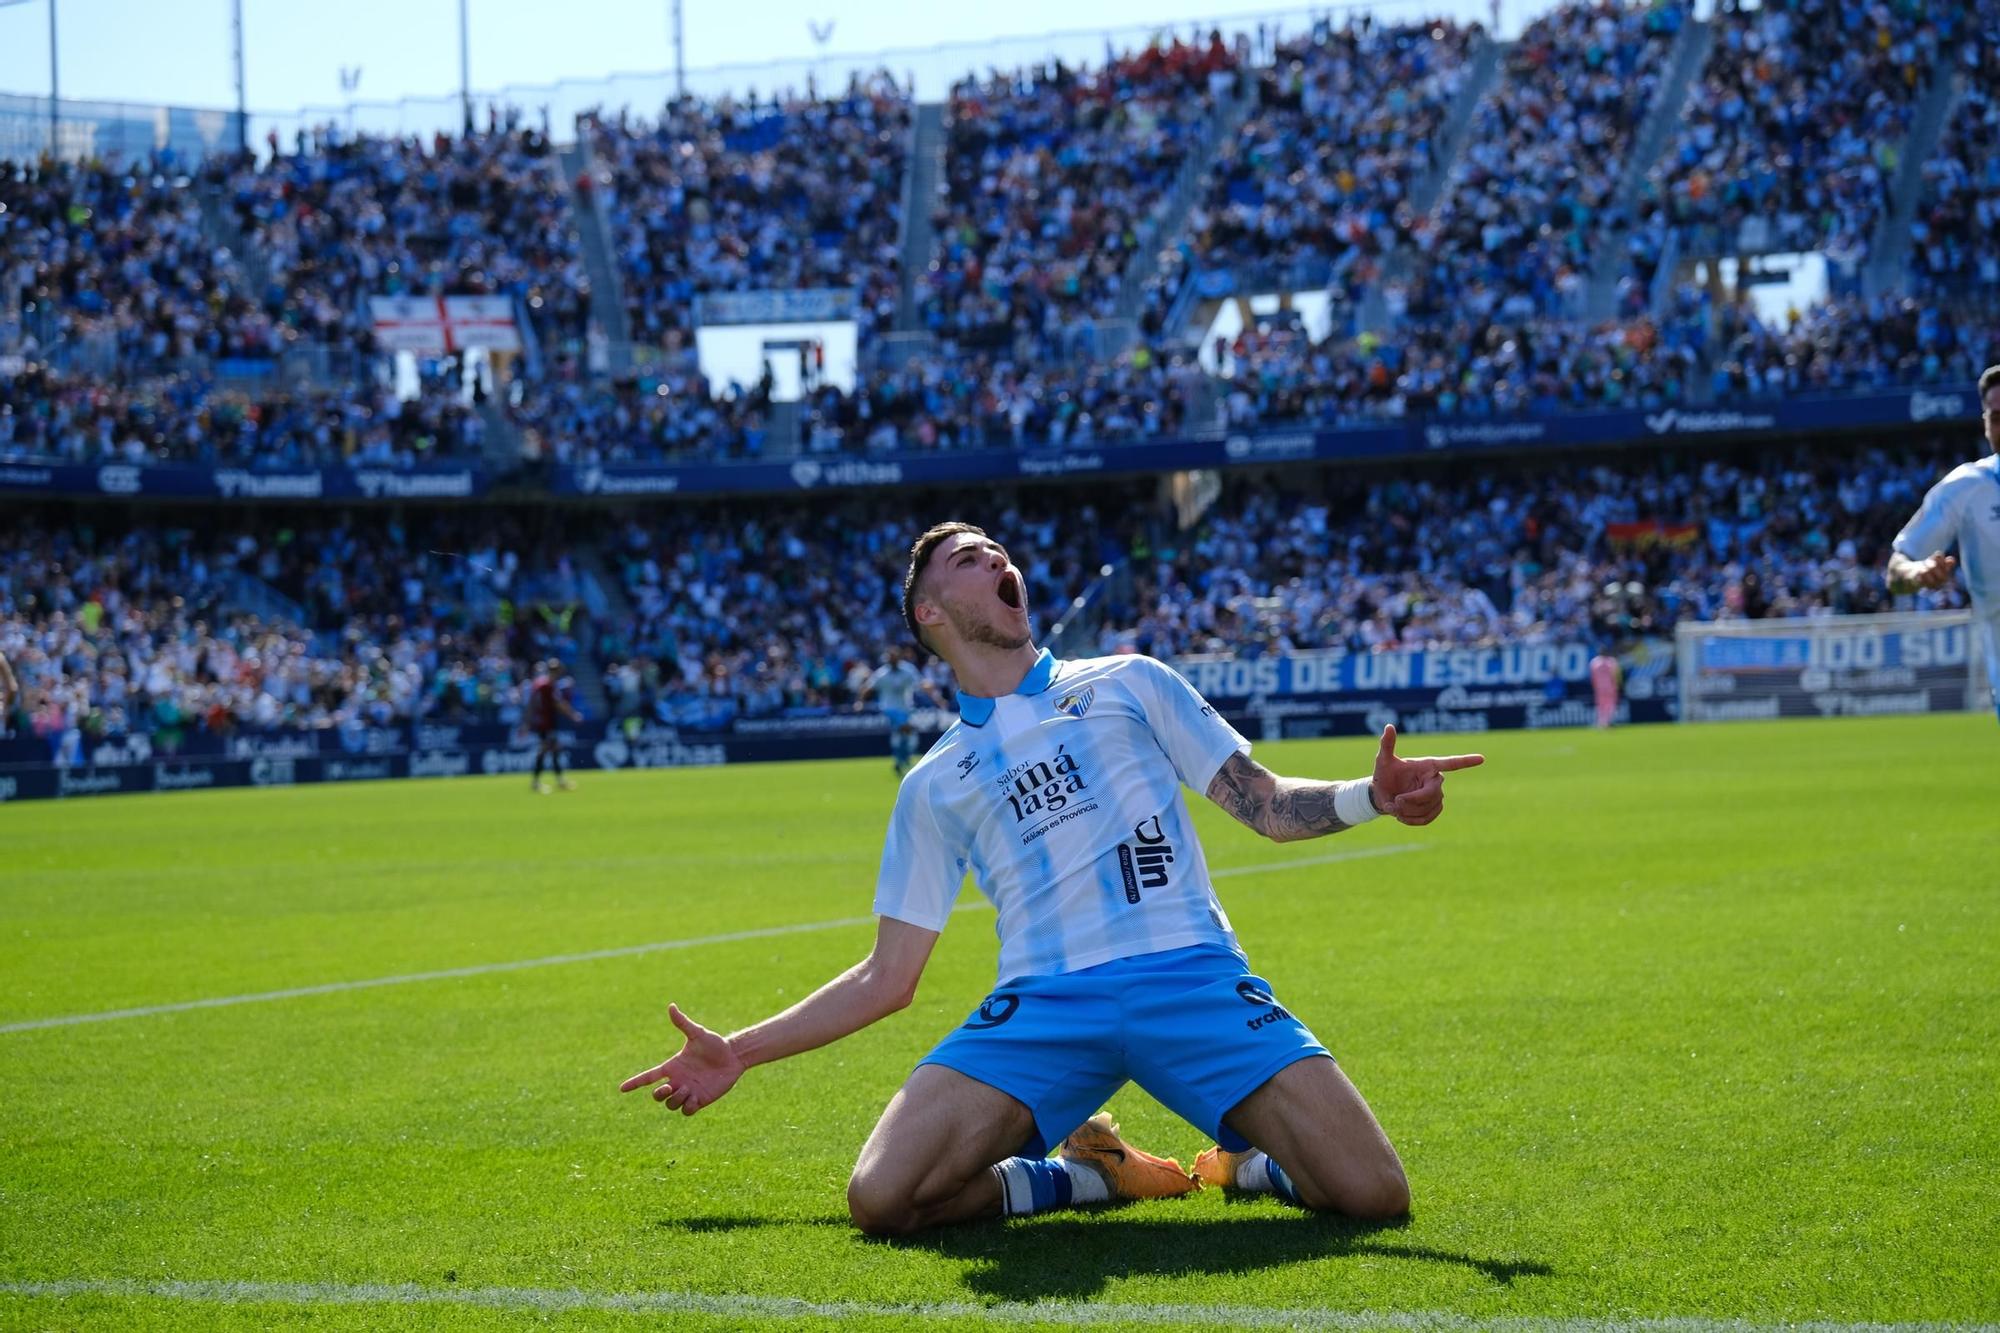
[
  {"x1": 0, "y1": 361, "x2": 486, "y2": 467},
  {"x1": 1108, "y1": 438, "x2": 1970, "y2": 659},
  {"x1": 0, "y1": 428, "x2": 1978, "y2": 748},
  {"x1": 1185, "y1": 17, "x2": 1477, "y2": 284},
  {"x1": 1410, "y1": 0, "x2": 1685, "y2": 324},
  {"x1": 0, "y1": 514, "x2": 591, "y2": 751},
  {"x1": 922, "y1": 36, "x2": 1240, "y2": 359},
  {"x1": 1641, "y1": 0, "x2": 1958, "y2": 263},
  {"x1": 0, "y1": 154, "x2": 277, "y2": 367},
  {"x1": 798, "y1": 343, "x2": 1198, "y2": 453},
  {"x1": 586, "y1": 76, "x2": 910, "y2": 346},
  {"x1": 1907, "y1": 10, "x2": 2000, "y2": 296},
  {"x1": 1210, "y1": 307, "x2": 1700, "y2": 426},
  {"x1": 210, "y1": 116, "x2": 590, "y2": 354}
]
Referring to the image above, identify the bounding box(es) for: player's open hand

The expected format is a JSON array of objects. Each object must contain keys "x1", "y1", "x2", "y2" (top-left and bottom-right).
[
  {"x1": 620, "y1": 1003, "x2": 744, "y2": 1116},
  {"x1": 1369, "y1": 724, "x2": 1483, "y2": 827},
  {"x1": 1912, "y1": 551, "x2": 1959, "y2": 590}
]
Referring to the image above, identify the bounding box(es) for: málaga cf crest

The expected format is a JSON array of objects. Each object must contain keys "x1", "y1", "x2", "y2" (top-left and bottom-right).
[{"x1": 1055, "y1": 687, "x2": 1094, "y2": 719}]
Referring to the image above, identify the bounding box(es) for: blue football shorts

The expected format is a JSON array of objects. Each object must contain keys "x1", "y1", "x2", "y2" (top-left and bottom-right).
[
  {"x1": 917, "y1": 942, "x2": 1331, "y2": 1156},
  {"x1": 882, "y1": 706, "x2": 913, "y2": 729}
]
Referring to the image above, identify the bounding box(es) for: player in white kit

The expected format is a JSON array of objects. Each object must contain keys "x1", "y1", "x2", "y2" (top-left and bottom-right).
[
  {"x1": 856, "y1": 648, "x2": 943, "y2": 774},
  {"x1": 622, "y1": 523, "x2": 1484, "y2": 1233},
  {"x1": 1887, "y1": 366, "x2": 2000, "y2": 719}
]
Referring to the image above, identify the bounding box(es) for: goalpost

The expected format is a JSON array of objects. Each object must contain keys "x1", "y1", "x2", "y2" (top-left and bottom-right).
[{"x1": 1675, "y1": 611, "x2": 1988, "y2": 723}]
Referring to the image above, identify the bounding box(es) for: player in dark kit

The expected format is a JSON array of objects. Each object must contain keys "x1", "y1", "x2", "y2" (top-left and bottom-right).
[{"x1": 528, "y1": 661, "x2": 582, "y2": 794}]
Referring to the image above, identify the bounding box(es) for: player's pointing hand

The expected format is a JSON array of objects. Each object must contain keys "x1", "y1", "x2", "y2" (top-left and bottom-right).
[
  {"x1": 1369, "y1": 724, "x2": 1484, "y2": 827},
  {"x1": 620, "y1": 1002, "x2": 745, "y2": 1117}
]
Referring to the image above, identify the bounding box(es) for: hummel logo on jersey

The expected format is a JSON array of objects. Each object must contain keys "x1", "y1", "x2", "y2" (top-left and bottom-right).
[
  {"x1": 1114, "y1": 814, "x2": 1175, "y2": 904},
  {"x1": 955, "y1": 753, "x2": 980, "y2": 780},
  {"x1": 1054, "y1": 686, "x2": 1095, "y2": 718}
]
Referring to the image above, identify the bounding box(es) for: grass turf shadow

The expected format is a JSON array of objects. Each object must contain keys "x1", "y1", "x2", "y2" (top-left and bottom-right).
[{"x1": 882, "y1": 1210, "x2": 1555, "y2": 1303}]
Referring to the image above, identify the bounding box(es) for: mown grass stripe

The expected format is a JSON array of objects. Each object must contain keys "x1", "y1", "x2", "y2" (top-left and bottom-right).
[{"x1": 0, "y1": 843, "x2": 1420, "y2": 1035}]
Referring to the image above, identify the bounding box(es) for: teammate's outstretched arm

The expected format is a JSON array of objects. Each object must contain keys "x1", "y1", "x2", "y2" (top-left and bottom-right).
[
  {"x1": 620, "y1": 916, "x2": 939, "y2": 1116},
  {"x1": 1885, "y1": 549, "x2": 1958, "y2": 594},
  {"x1": 1207, "y1": 723, "x2": 1484, "y2": 841}
]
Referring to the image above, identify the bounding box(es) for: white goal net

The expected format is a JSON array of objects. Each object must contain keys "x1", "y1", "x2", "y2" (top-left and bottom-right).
[{"x1": 1675, "y1": 611, "x2": 1988, "y2": 723}]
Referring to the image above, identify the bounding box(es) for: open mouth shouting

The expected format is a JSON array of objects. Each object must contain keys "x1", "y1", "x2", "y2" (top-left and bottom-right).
[{"x1": 996, "y1": 568, "x2": 1026, "y2": 616}]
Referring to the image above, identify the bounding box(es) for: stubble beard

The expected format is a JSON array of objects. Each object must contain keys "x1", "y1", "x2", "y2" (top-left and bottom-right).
[{"x1": 946, "y1": 603, "x2": 1031, "y2": 652}]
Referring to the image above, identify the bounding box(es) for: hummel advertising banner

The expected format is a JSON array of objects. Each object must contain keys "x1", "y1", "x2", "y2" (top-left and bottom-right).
[{"x1": 0, "y1": 463, "x2": 488, "y2": 500}]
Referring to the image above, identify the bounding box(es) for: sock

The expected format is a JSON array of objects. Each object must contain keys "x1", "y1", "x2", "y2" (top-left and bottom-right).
[
  {"x1": 552, "y1": 748, "x2": 565, "y2": 777},
  {"x1": 990, "y1": 1156, "x2": 1110, "y2": 1216},
  {"x1": 532, "y1": 753, "x2": 545, "y2": 784},
  {"x1": 1230, "y1": 1149, "x2": 1303, "y2": 1205}
]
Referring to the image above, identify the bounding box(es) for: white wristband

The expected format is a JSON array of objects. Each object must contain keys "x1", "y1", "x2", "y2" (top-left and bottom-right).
[{"x1": 1334, "y1": 778, "x2": 1381, "y2": 828}]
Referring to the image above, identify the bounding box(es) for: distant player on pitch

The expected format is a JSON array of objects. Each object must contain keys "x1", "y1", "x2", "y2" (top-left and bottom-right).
[
  {"x1": 622, "y1": 523, "x2": 1483, "y2": 1233},
  {"x1": 855, "y1": 646, "x2": 945, "y2": 775},
  {"x1": 1886, "y1": 365, "x2": 2000, "y2": 720},
  {"x1": 527, "y1": 660, "x2": 582, "y2": 793}
]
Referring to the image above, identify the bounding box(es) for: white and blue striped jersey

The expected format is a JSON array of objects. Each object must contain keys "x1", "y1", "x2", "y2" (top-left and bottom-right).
[
  {"x1": 872, "y1": 650, "x2": 1251, "y2": 982},
  {"x1": 1895, "y1": 453, "x2": 2000, "y2": 625},
  {"x1": 866, "y1": 661, "x2": 925, "y2": 712}
]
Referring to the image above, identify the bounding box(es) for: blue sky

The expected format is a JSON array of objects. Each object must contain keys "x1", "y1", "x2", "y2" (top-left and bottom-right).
[{"x1": 0, "y1": 0, "x2": 1535, "y2": 123}]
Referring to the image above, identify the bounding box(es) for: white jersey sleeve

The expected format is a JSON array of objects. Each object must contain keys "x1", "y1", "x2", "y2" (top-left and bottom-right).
[
  {"x1": 1126, "y1": 656, "x2": 1251, "y2": 792},
  {"x1": 871, "y1": 768, "x2": 966, "y2": 932},
  {"x1": 1894, "y1": 470, "x2": 1965, "y2": 559}
]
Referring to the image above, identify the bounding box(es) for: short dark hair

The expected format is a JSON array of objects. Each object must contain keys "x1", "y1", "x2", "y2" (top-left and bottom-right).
[
  {"x1": 902, "y1": 521, "x2": 986, "y2": 657},
  {"x1": 1980, "y1": 366, "x2": 2000, "y2": 402}
]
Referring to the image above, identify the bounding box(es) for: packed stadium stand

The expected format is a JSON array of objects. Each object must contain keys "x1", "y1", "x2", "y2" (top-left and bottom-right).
[{"x1": 2, "y1": 0, "x2": 1995, "y2": 795}]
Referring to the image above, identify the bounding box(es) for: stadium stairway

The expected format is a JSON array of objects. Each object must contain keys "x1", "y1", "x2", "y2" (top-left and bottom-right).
[
  {"x1": 1360, "y1": 35, "x2": 1505, "y2": 331},
  {"x1": 894, "y1": 103, "x2": 946, "y2": 333},
  {"x1": 478, "y1": 398, "x2": 524, "y2": 471},
  {"x1": 1409, "y1": 33, "x2": 1503, "y2": 221},
  {"x1": 1582, "y1": 15, "x2": 1713, "y2": 323},
  {"x1": 765, "y1": 398, "x2": 802, "y2": 456},
  {"x1": 195, "y1": 188, "x2": 275, "y2": 313},
  {"x1": 566, "y1": 544, "x2": 631, "y2": 719},
  {"x1": 558, "y1": 140, "x2": 635, "y2": 369},
  {"x1": 1864, "y1": 67, "x2": 1964, "y2": 300},
  {"x1": 1113, "y1": 74, "x2": 1259, "y2": 327}
]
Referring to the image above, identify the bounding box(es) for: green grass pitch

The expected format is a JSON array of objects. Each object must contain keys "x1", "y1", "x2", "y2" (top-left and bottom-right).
[{"x1": 2, "y1": 715, "x2": 1996, "y2": 1331}]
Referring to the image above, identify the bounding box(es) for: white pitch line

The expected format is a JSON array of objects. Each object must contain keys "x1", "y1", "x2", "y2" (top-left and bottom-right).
[
  {"x1": 0, "y1": 843, "x2": 1420, "y2": 1036},
  {"x1": 0, "y1": 1278, "x2": 1989, "y2": 1332}
]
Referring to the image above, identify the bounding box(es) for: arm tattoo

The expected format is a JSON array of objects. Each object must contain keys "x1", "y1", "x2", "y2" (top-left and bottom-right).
[
  {"x1": 1205, "y1": 752, "x2": 1354, "y2": 842},
  {"x1": 1207, "y1": 752, "x2": 1267, "y2": 832},
  {"x1": 1266, "y1": 782, "x2": 1352, "y2": 842}
]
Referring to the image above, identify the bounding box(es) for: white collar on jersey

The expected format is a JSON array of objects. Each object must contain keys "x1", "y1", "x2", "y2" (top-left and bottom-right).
[{"x1": 955, "y1": 649, "x2": 1059, "y2": 727}]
